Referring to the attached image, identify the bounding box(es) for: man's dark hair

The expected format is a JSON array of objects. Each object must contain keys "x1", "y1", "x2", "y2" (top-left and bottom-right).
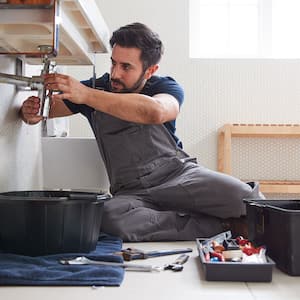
[{"x1": 109, "y1": 23, "x2": 164, "y2": 71}]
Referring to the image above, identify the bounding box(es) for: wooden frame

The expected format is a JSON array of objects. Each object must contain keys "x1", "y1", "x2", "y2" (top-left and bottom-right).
[{"x1": 218, "y1": 124, "x2": 300, "y2": 194}]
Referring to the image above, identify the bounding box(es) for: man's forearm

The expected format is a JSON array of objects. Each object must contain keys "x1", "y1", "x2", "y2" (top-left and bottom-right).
[{"x1": 84, "y1": 89, "x2": 179, "y2": 124}]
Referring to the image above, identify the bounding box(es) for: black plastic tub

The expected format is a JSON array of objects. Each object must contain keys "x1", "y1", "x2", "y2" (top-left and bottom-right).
[
  {"x1": 245, "y1": 199, "x2": 300, "y2": 276},
  {"x1": 0, "y1": 190, "x2": 111, "y2": 256}
]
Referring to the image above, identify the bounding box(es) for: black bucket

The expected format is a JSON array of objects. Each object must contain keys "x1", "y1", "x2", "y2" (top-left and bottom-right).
[
  {"x1": 0, "y1": 190, "x2": 111, "y2": 256},
  {"x1": 245, "y1": 199, "x2": 300, "y2": 276}
]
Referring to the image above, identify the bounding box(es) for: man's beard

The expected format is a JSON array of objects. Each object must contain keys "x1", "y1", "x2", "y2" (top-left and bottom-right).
[{"x1": 110, "y1": 72, "x2": 146, "y2": 93}]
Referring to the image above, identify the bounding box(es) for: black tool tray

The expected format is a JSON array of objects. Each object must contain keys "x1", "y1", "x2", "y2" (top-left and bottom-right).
[{"x1": 196, "y1": 238, "x2": 275, "y2": 282}]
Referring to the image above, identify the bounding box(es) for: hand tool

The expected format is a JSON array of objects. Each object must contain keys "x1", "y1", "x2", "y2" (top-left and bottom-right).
[
  {"x1": 164, "y1": 254, "x2": 190, "y2": 272},
  {"x1": 59, "y1": 256, "x2": 162, "y2": 272},
  {"x1": 118, "y1": 247, "x2": 193, "y2": 261}
]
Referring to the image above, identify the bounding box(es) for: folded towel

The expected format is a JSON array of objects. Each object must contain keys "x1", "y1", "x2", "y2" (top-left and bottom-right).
[{"x1": 0, "y1": 233, "x2": 124, "y2": 286}]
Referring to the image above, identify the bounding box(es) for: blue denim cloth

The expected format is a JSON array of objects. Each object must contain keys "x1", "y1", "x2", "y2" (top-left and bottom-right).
[{"x1": 0, "y1": 234, "x2": 124, "y2": 286}]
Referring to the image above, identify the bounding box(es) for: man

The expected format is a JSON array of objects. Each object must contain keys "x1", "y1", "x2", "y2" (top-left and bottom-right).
[{"x1": 20, "y1": 23, "x2": 263, "y2": 241}]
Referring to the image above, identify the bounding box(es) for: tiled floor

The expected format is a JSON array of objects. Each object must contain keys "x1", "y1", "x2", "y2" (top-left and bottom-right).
[{"x1": 0, "y1": 241, "x2": 299, "y2": 300}]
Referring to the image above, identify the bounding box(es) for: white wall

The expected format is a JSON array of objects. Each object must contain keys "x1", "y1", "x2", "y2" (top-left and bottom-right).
[
  {"x1": 1, "y1": 0, "x2": 299, "y2": 193},
  {"x1": 0, "y1": 57, "x2": 43, "y2": 192},
  {"x1": 65, "y1": 0, "x2": 300, "y2": 184}
]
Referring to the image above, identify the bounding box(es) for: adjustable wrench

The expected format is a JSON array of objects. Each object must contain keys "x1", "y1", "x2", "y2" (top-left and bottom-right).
[{"x1": 119, "y1": 247, "x2": 193, "y2": 261}]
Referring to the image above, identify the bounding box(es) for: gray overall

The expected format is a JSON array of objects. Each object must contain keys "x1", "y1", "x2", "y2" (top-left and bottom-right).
[{"x1": 91, "y1": 111, "x2": 261, "y2": 241}]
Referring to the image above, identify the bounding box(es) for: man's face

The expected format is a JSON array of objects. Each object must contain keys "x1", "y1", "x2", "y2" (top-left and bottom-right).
[{"x1": 110, "y1": 44, "x2": 147, "y2": 93}]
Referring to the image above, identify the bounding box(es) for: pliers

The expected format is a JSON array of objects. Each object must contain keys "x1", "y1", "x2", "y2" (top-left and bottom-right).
[{"x1": 164, "y1": 254, "x2": 190, "y2": 272}]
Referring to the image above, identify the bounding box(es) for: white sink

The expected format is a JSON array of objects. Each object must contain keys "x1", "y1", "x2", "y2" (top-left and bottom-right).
[{"x1": 42, "y1": 137, "x2": 109, "y2": 192}]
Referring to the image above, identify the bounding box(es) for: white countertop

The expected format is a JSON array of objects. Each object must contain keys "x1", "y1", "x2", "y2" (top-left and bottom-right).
[{"x1": 0, "y1": 241, "x2": 300, "y2": 300}]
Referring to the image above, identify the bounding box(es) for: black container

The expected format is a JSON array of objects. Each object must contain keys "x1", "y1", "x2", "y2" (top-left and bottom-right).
[
  {"x1": 196, "y1": 238, "x2": 274, "y2": 282},
  {"x1": 245, "y1": 199, "x2": 300, "y2": 276},
  {"x1": 0, "y1": 190, "x2": 111, "y2": 256}
]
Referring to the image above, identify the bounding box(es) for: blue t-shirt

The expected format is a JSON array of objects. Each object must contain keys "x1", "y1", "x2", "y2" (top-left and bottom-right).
[{"x1": 63, "y1": 73, "x2": 184, "y2": 148}]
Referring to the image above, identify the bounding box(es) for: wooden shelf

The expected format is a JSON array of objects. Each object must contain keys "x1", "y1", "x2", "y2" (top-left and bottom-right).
[
  {"x1": 0, "y1": 0, "x2": 110, "y2": 65},
  {"x1": 222, "y1": 123, "x2": 300, "y2": 137},
  {"x1": 218, "y1": 124, "x2": 300, "y2": 194}
]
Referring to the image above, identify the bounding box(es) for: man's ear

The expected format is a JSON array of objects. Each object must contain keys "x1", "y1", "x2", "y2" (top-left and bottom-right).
[{"x1": 145, "y1": 64, "x2": 159, "y2": 79}]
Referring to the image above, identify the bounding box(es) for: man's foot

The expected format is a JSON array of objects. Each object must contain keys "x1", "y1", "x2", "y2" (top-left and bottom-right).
[
  {"x1": 222, "y1": 216, "x2": 248, "y2": 239},
  {"x1": 246, "y1": 181, "x2": 265, "y2": 199}
]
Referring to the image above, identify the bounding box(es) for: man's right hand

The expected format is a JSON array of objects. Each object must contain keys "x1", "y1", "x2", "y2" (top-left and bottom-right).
[{"x1": 19, "y1": 96, "x2": 43, "y2": 125}]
